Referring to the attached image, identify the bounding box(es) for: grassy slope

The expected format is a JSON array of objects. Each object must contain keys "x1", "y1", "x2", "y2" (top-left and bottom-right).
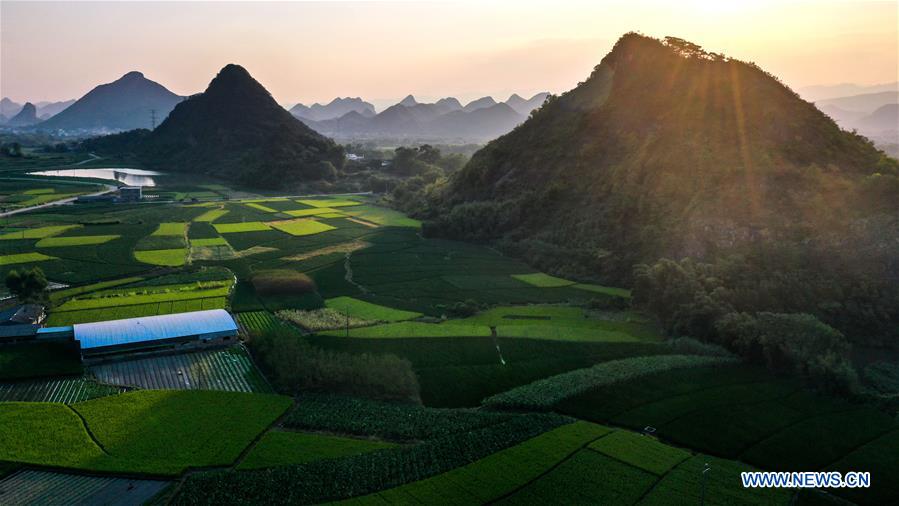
[{"x1": 0, "y1": 390, "x2": 291, "y2": 475}]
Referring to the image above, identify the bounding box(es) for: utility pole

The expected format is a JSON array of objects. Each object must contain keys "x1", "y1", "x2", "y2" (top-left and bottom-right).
[
  {"x1": 150, "y1": 109, "x2": 157, "y2": 130},
  {"x1": 700, "y1": 462, "x2": 711, "y2": 506}
]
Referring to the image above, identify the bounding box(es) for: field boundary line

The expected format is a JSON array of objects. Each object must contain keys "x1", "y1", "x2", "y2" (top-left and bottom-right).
[
  {"x1": 65, "y1": 405, "x2": 111, "y2": 456},
  {"x1": 735, "y1": 406, "x2": 883, "y2": 464},
  {"x1": 612, "y1": 381, "x2": 799, "y2": 430},
  {"x1": 230, "y1": 398, "x2": 297, "y2": 470},
  {"x1": 483, "y1": 430, "x2": 614, "y2": 505},
  {"x1": 813, "y1": 426, "x2": 899, "y2": 471},
  {"x1": 629, "y1": 451, "x2": 694, "y2": 505}
]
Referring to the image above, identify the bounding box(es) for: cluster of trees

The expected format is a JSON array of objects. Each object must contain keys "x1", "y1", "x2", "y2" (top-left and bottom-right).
[
  {"x1": 248, "y1": 327, "x2": 420, "y2": 402},
  {"x1": 631, "y1": 252, "x2": 899, "y2": 394},
  {"x1": 4, "y1": 267, "x2": 49, "y2": 304},
  {"x1": 388, "y1": 145, "x2": 469, "y2": 214},
  {"x1": 0, "y1": 142, "x2": 23, "y2": 157}
]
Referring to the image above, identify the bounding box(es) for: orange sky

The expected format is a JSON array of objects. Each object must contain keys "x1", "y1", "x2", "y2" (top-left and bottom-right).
[{"x1": 1, "y1": 1, "x2": 896, "y2": 107}]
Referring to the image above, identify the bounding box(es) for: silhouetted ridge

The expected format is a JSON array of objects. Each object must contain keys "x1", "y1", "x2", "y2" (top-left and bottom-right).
[{"x1": 85, "y1": 64, "x2": 344, "y2": 189}]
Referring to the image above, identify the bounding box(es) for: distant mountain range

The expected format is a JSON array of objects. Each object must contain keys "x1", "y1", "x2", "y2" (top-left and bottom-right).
[
  {"x1": 798, "y1": 81, "x2": 899, "y2": 102},
  {"x1": 35, "y1": 100, "x2": 76, "y2": 120},
  {"x1": 84, "y1": 64, "x2": 344, "y2": 189},
  {"x1": 6, "y1": 102, "x2": 40, "y2": 127},
  {"x1": 289, "y1": 97, "x2": 376, "y2": 122},
  {"x1": 38, "y1": 71, "x2": 184, "y2": 132},
  {"x1": 813, "y1": 90, "x2": 899, "y2": 148},
  {"x1": 293, "y1": 92, "x2": 549, "y2": 141},
  {"x1": 0, "y1": 98, "x2": 76, "y2": 123}
]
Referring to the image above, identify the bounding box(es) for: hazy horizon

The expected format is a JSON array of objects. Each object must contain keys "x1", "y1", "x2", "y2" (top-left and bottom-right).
[{"x1": 1, "y1": 1, "x2": 896, "y2": 106}]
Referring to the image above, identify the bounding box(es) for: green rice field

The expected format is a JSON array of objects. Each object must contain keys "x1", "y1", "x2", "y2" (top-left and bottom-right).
[{"x1": 268, "y1": 218, "x2": 336, "y2": 236}]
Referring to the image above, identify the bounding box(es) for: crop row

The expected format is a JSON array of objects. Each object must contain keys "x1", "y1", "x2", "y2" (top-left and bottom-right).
[
  {"x1": 0, "y1": 376, "x2": 124, "y2": 403},
  {"x1": 284, "y1": 394, "x2": 517, "y2": 441},
  {"x1": 54, "y1": 286, "x2": 230, "y2": 311},
  {"x1": 90, "y1": 346, "x2": 271, "y2": 393},
  {"x1": 172, "y1": 412, "x2": 568, "y2": 504}
]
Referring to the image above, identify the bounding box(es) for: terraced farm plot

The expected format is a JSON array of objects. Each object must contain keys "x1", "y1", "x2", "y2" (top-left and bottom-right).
[
  {"x1": 572, "y1": 283, "x2": 632, "y2": 298},
  {"x1": 512, "y1": 272, "x2": 576, "y2": 287},
  {"x1": 214, "y1": 221, "x2": 272, "y2": 233},
  {"x1": 483, "y1": 355, "x2": 738, "y2": 411},
  {"x1": 53, "y1": 284, "x2": 231, "y2": 312},
  {"x1": 242, "y1": 198, "x2": 290, "y2": 203},
  {"x1": 497, "y1": 450, "x2": 658, "y2": 505},
  {"x1": 190, "y1": 237, "x2": 229, "y2": 247},
  {"x1": 46, "y1": 296, "x2": 227, "y2": 325},
  {"x1": 344, "y1": 205, "x2": 420, "y2": 227},
  {"x1": 638, "y1": 455, "x2": 793, "y2": 506},
  {"x1": 48, "y1": 282, "x2": 231, "y2": 325},
  {"x1": 319, "y1": 321, "x2": 491, "y2": 338},
  {"x1": 0, "y1": 252, "x2": 56, "y2": 265},
  {"x1": 50, "y1": 276, "x2": 144, "y2": 302},
  {"x1": 0, "y1": 470, "x2": 170, "y2": 506},
  {"x1": 318, "y1": 212, "x2": 348, "y2": 218},
  {"x1": 0, "y1": 225, "x2": 79, "y2": 240},
  {"x1": 0, "y1": 377, "x2": 124, "y2": 403},
  {"x1": 0, "y1": 403, "x2": 108, "y2": 469},
  {"x1": 238, "y1": 431, "x2": 396, "y2": 470},
  {"x1": 193, "y1": 208, "x2": 229, "y2": 222},
  {"x1": 244, "y1": 202, "x2": 279, "y2": 213},
  {"x1": 297, "y1": 198, "x2": 361, "y2": 208},
  {"x1": 344, "y1": 421, "x2": 611, "y2": 504},
  {"x1": 284, "y1": 207, "x2": 340, "y2": 217},
  {"x1": 588, "y1": 430, "x2": 690, "y2": 475},
  {"x1": 283, "y1": 239, "x2": 370, "y2": 261},
  {"x1": 134, "y1": 248, "x2": 187, "y2": 266},
  {"x1": 741, "y1": 407, "x2": 898, "y2": 471},
  {"x1": 325, "y1": 296, "x2": 422, "y2": 322},
  {"x1": 828, "y1": 428, "x2": 899, "y2": 505},
  {"x1": 35, "y1": 235, "x2": 120, "y2": 247},
  {"x1": 152, "y1": 222, "x2": 188, "y2": 236},
  {"x1": 90, "y1": 346, "x2": 271, "y2": 393},
  {"x1": 134, "y1": 233, "x2": 187, "y2": 251},
  {"x1": 268, "y1": 218, "x2": 336, "y2": 236},
  {"x1": 238, "y1": 311, "x2": 293, "y2": 335},
  {"x1": 0, "y1": 390, "x2": 292, "y2": 475}
]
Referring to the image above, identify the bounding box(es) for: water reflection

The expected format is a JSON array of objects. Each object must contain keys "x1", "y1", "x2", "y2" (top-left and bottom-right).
[{"x1": 28, "y1": 168, "x2": 162, "y2": 187}]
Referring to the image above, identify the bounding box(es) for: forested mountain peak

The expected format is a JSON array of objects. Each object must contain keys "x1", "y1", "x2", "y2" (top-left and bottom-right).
[
  {"x1": 84, "y1": 64, "x2": 344, "y2": 188},
  {"x1": 425, "y1": 33, "x2": 896, "y2": 281}
]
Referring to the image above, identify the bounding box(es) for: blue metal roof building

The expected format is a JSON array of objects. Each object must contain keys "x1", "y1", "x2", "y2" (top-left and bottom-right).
[{"x1": 73, "y1": 309, "x2": 238, "y2": 355}]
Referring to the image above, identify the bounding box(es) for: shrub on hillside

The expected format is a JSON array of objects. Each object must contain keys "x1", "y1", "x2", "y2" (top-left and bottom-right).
[
  {"x1": 247, "y1": 327, "x2": 420, "y2": 402},
  {"x1": 715, "y1": 312, "x2": 859, "y2": 395},
  {"x1": 667, "y1": 337, "x2": 735, "y2": 358}
]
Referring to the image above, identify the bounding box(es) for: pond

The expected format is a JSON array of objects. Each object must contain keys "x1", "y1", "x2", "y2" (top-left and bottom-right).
[{"x1": 28, "y1": 168, "x2": 163, "y2": 187}]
